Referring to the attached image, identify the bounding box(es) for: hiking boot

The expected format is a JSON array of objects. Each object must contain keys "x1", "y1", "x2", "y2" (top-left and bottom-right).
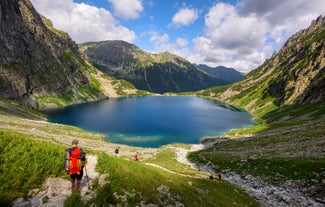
[
  {"x1": 76, "y1": 180, "x2": 81, "y2": 193},
  {"x1": 71, "y1": 180, "x2": 76, "y2": 192}
]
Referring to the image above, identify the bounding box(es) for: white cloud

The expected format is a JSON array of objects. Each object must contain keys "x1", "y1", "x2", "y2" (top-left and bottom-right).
[
  {"x1": 31, "y1": 0, "x2": 136, "y2": 43},
  {"x1": 172, "y1": 8, "x2": 198, "y2": 27},
  {"x1": 237, "y1": 0, "x2": 325, "y2": 47},
  {"x1": 176, "y1": 38, "x2": 188, "y2": 47},
  {"x1": 147, "y1": 33, "x2": 191, "y2": 58},
  {"x1": 206, "y1": 6, "x2": 267, "y2": 52},
  {"x1": 149, "y1": 32, "x2": 169, "y2": 45},
  {"x1": 190, "y1": 3, "x2": 269, "y2": 72},
  {"x1": 189, "y1": 0, "x2": 325, "y2": 73},
  {"x1": 108, "y1": 0, "x2": 143, "y2": 19}
]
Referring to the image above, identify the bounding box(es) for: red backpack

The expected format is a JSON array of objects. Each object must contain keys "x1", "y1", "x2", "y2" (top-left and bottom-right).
[{"x1": 68, "y1": 148, "x2": 82, "y2": 175}]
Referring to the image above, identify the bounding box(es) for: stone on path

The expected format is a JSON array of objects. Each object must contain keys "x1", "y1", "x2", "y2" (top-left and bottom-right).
[{"x1": 13, "y1": 155, "x2": 99, "y2": 207}]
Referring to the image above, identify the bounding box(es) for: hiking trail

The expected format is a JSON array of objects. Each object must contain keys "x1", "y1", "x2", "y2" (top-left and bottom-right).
[
  {"x1": 175, "y1": 143, "x2": 324, "y2": 207},
  {"x1": 13, "y1": 155, "x2": 99, "y2": 207}
]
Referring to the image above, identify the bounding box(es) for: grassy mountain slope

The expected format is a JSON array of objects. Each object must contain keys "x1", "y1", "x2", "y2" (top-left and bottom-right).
[
  {"x1": 197, "y1": 16, "x2": 325, "y2": 120},
  {"x1": 191, "y1": 16, "x2": 325, "y2": 203},
  {"x1": 81, "y1": 40, "x2": 229, "y2": 93}
]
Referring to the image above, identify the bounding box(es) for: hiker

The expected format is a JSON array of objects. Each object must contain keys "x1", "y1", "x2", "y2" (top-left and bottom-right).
[
  {"x1": 134, "y1": 152, "x2": 139, "y2": 161},
  {"x1": 115, "y1": 147, "x2": 120, "y2": 157},
  {"x1": 218, "y1": 171, "x2": 223, "y2": 181},
  {"x1": 65, "y1": 139, "x2": 86, "y2": 192},
  {"x1": 209, "y1": 173, "x2": 215, "y2": 180}
]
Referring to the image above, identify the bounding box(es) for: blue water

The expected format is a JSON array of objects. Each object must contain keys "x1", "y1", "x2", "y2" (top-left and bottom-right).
[{"x1": 46, "y1": 96, "x2": 255, "y2": 148}]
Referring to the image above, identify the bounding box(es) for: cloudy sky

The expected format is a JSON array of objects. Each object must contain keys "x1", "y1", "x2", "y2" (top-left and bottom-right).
[{"x1": 31, "y1": 0, "x2": 325, "y2": 73}]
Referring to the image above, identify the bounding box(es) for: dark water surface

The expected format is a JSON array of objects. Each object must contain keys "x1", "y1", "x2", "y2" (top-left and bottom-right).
[{"x1": 47, "y1": 96, "x2": 255, "y2": 148}]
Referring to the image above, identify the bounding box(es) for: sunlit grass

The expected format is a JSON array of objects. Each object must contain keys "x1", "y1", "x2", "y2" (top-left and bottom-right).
[
  {"x1": 146, "y1": 146, "x2": 206, "y2": 177},
  {"x1": 0, "y1": 130, "x2": 66, "y2": 205},
  {"x1": 93, "y1": 152, "x2": 259, "y2": 206}
]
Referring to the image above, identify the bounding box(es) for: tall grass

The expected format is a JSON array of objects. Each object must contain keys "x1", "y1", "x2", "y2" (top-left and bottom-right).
[{"x1": 0, "y1": 130, "x2": 65, "y2": 206}]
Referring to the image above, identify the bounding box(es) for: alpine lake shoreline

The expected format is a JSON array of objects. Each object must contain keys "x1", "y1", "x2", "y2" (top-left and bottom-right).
[{"x1": 0, "y1": 95, "x2": 324, "y2": 207}]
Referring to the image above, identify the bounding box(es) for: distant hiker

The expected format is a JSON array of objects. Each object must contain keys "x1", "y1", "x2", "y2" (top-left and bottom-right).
[
  {"x1": 115, "y1": 147, "x2": 120, "y2": 157},
  {"x1": 65, "y1": 139, "x2": 86, "y2": 192},
  {"x1": 209, "y1": 173, "x2": 215, "y2": 180},
  {"x1": 134, "y1": 152, "x2": 139, "y2": 161},
  {"x1": 218, "y1": 171, "x2": 223, "y2": 181}
]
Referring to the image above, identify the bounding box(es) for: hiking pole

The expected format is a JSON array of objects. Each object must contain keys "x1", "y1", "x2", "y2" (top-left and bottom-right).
[{"x1": 84, "y1": 164, "x2": 91, "y2": 190}]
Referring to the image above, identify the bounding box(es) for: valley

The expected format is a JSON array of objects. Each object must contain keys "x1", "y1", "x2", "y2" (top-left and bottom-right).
[{"x1": 0, "y1": 0, "x2": 324, "y2": 206}]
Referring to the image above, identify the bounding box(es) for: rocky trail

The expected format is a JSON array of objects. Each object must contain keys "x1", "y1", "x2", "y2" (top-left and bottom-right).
[
  {"x1": 13, "y1": 155, "x2": 100, "y2": 207},
  {"x1": 175, "y1": 143, "x2": 325, "y2": 207}
]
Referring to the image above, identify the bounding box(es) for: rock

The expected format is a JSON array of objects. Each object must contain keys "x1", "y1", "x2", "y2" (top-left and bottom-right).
[
  {"x1": 322, "y1": 179, "x2": 325, "y2": 185},
  {"x1": 0, "y1": 0, "x2": 104, "y2": 109},
  {"x1": 156, "y1": 185, "x2": 184, "y2": 206},
  {"x1": 13, "y1": 155, "x2": 100, "y2": 207}
]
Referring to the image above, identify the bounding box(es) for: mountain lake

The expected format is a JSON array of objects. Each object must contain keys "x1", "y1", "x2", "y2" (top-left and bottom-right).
[{"x1": 46, "y1": 96, "x2": 256, "y2": 148}]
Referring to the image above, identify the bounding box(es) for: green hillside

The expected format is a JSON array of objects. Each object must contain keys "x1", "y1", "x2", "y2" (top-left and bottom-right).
[
  {"x1": 190, "y1": 16, "x2": 325, "y2": 204},
  {"x1": 197, "y1": 16, "x2": 325, "y2": 120}
]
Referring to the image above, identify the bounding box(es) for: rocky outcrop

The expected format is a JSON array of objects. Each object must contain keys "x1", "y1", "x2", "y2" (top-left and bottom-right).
[
  {"x1": 81, "y1": 41, "x2": 229, "y2": 93},
  {"x1": 263, "y1": 16, "x2": 325, "y2": 105},
  {"x1": 0, "y1": 0, "x2": 104, "y2": 108}
]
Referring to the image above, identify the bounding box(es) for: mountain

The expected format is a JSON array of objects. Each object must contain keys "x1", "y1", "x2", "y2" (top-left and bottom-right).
[
  {"x1": 81, "y1": 41, "x2": 230, "y2": 93},
  {"x1": 191, "y1": 17, "x2": 325, "y2": 206},
  {"x1": 199, "y1": 16, "x2": 325, "y2": 119},
  {"x1": 0, "y1": 0, "x2": 140, "y2": 109},
  {"x1": 196, "y1": 64, "x2": 245, "y2": 83}
]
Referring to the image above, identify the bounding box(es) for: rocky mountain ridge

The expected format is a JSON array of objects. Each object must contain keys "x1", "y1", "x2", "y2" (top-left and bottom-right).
[
  {"x1": 81, "y1": 41, "x2": 230, "y2": 93},
  {"x1": 200, "y1": 16, "x2": 325, "y2": 117},
  {"x1": 0, "y1": 0, "x2": 140, "y2": 109},
  {"x1": 196, "y1": 64, "x2": 244, "y2": 83},
  {"x1": 0, "y1": 0, "x2": 85, "y2": 108}
]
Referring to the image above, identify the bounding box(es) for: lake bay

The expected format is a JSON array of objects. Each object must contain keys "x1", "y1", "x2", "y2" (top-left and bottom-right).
[{"x1": 47, "y1": 96, "x2": 255, "y2": 148}]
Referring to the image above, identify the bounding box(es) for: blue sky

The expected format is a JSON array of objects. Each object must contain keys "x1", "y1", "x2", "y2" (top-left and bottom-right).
[{"x1": 31, "y1": 0, "x2": 325, "y2": 72}]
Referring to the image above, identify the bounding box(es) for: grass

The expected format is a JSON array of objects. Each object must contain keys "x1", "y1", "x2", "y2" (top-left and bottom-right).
[
  {"x1": 188, "y1": 114, "x2": 325, "y2": 187},
  {"x1": 0, "y1": 98, "x2": 45, "y2": 120},
  {"x1": 189, "y1": 152, "x2": 325, "y2": 186},
  {"x1": 146, "y1": 146, "x2": 207, "y2": 177},
  {"x1": 36, "y1": 95, "x2": 70, "y2": 109},
  {"x1": 0, "y1": 130, "x2": 66, "y2": 206},
  {"x1": 92, "y1": 152, "x2": 259, "y2": 207}
]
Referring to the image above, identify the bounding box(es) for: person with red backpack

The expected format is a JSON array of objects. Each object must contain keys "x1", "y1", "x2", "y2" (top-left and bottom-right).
[{"x1": 65, "y1": 139, "x2": 86, "y2": 192}]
